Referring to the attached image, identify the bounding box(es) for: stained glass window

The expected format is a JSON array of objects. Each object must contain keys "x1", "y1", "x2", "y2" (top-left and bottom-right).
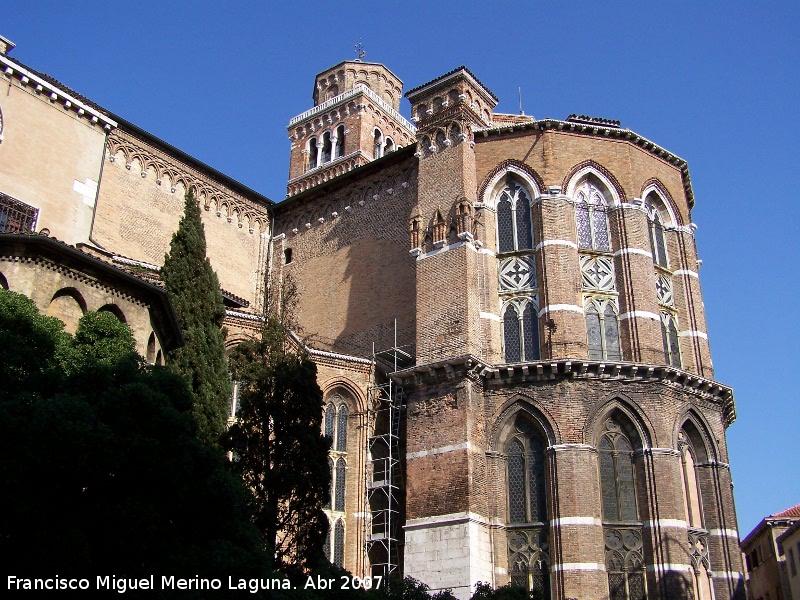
[
  {"x1": 515, "y1": 193, "x2": 533, "y2": 250},
  {"x1": 333, "y1": 519, "x2": 345, "y2": 567},
  {"x1": 324, "y1": 403, "x2": 335, "y2": 439},
  {"x1": 574, "y1": 180, "x2": 612, "y2": 251},
  {"x1": 604, "y1": 304, "x2": 622, "y2": 361},
  {"x1": 323, "y1": 519, "x2": 331, "y2": 560},
  {"x1": 586, "y1": 300, "x2": 622, "y2": 361},
  {"x1": 587, "y1": 304, "x2": 603, "y2": 360},
  {"x1": 522, "y1": 303, "x2": 540, "y2": 361},
  {"x1": 601, "y1": 420, "x2": 646, "y2": 600},
  {"x1": 661, "y1": 313, "x2": 682, "y2": 368},
  {"x1": 498, "y1": 195, "x2": 515, "y2": 253},
  {"x1": 504, "y1": 305, "x2": 521, "y2": 363},
  {"x1": 599, "y1": 422, "x2": 639, "y2": 523},
  {"x1": 335, "y1": 458, "x2": 346, "y2": 511},
  {"x1": 508, "y1": 439, "x2": 526, "y2": 522},
  {"x1": 496, "y1": 184, "x2": 534, "y2": 253},
  {"x1": 336, "y1": 404, "x2": 348, "y2": 452},
  {"x1": 325, "y1": 458, "x2": 333, "y2": 509},
  {"x1": 506, "y1": 420, "x2": 547, "y2": 524},
  {"x1": 506, "y1": 420, "x2": 550, "y2": 596},
  {"x1": 645, "y1": 197, "x2": 669, "y2": 268}
]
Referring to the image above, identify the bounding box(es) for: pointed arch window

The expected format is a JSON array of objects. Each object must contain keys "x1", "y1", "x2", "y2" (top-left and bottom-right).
[
  {"x1": 678, "y1": 430, "x2": 703, "y2": 529},
  {"x1": 644, "y1": 195, "x2": 669, "y2": 268},
  {"x1": 660, "y1": 312, "x2": 681, "y2": 368},
  {"x1": 323, "y1": 392, "x2": 350, "y2": 566},
  {"x1": 574, "y1": 179, "x2": 611, "y2": 251},
  {"x1": 496, "y1": 183, "x2": 534, "y2": 253},
  {"x1": 506, "y1": 416, "x2": 550, "y2": 595},
  {"x1": 679, "y1": 426, "x2": 713, "y2": 600},
  {"x1": 599, "y1": 418, "x2": 647, "y2": 600},
  {"x1": 333, "y1": 519, "x2": 345, "y2": 567},
  {"x1": 502, "y1": 299, "x2": 540, "y2": 363},
  {"x1": 496, "y1": 178, "x2": 540, "y2": 363},
  {"x1": 334, "y1": 457, "x2": 346, "y2": 512},
  {"x1": 586, "y1": 298, "x2": 622, "y2": 361}
]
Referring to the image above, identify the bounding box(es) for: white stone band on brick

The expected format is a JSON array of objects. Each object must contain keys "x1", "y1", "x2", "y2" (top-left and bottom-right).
[
  {"x1": 548, "y1": 443, "x2": 596, "y2": 452},
  {"x1": 674, "y1": 269, "x2": 700, "y2": 278},
  {"x1": 679, "y1": 330, "x2": 708, "y2": 339},
  {"x1": 551, "y1": 563, "x2": 605, "y2": 572},
  {"x1": 479, "y1": 311, "x2": 501, "y2": 322},
  {"x1": 646, "y1": 563, "x2": 693, "y2": 573},
  {"x1": 551, "y1": 516, "x2": 602, "y2": 526},
  {"x1": 407, "y1": 442, "x2": 473, "y2": 460},
  {"x1": 644, "y1": 519, "x2": 688, "y2": 529},
  {"x1": 404, "y1": 511, "x2": 489, "y2": 529},
  {"x1": 709, "y1": 528, "x2": 740, "y2": 539},
  {"x1": 614, "y1": 247, "x2": 653, "y2": 259},
  {"x1": 619, "y1": 310, "x2": 660, "y2": 321},
  {"x1": 538, "y1": 304, "x2": 584, "y2": 318},
  {"x1": 535, "y1": 239, "x2": 578, "y2": 251},
  {"x1": 414, "y1": 240, "x2": 469, "y2": 260},
  {"x1": 712, "y1": 571, "x2": 744, "y2": 580}
]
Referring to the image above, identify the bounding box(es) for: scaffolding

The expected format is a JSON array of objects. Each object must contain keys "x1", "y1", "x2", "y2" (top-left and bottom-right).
[{"x1": 365, "y1": 322, "x2": 413, "y2": 581}]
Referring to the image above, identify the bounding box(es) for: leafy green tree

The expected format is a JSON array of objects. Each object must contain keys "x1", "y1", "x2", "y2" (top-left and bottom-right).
[
  {"x1": 470, "y1": 582, "x2": 544, "y2": 600},
  {"x1": 161, "y1": 188, "x2": 231, "y2": 446},
  {"x1": 0, "y1": 290, "x2": 266, "y2": 586},
  {"x1": 226, "y1": 312, "x2": 331, "y2": 573}
]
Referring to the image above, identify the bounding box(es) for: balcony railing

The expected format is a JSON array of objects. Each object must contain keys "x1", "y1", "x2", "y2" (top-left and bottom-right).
[{"x1": 0, "y1": 192, "x2": 38, "y2": 233}]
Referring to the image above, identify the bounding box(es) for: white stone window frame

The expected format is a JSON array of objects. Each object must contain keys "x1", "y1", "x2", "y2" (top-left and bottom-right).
[
  {"x1": 566, "y1": 167, "x2": 620, "y2": 252},
  {"x1": 642, "y1": 187, "x2": 675, "y2": 270}
]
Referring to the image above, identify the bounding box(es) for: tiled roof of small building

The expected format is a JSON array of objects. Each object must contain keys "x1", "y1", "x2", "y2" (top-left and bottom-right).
[{"x1": 771, "y1": 503, "x2": 800, "y2": 519}]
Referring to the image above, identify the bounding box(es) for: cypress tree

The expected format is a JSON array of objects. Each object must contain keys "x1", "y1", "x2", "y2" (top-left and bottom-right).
[{"x1": 162, "y1": 189, "x2": 231, "y2": 446}]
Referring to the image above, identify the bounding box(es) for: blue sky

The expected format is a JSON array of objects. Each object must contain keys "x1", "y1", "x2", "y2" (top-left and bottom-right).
[{"x1": 3, "y1": 1, "x2": 798, "y2": 536}]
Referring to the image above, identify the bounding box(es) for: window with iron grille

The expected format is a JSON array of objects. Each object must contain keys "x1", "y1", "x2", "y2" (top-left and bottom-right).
[{"x1": 0, "y1": 192, "x2": 38, "y2": 234}]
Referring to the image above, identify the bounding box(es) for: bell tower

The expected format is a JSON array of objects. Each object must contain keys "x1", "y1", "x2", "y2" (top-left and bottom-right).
[{"x1": 285, "y1": 60, "x2": 417, "y2": 197}]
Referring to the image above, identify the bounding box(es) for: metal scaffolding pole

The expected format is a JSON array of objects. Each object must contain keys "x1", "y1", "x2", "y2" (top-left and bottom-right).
[{"x1": 364, "y1": 320, "x2": 412, "y2": 581}]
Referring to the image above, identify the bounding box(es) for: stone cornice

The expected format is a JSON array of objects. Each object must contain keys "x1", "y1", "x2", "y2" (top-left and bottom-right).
[
  {"x1": 392, "y1": 356, "x2": 735, "y2": 427},
  {"x1": 474, "y1": 118, "x2": 695, "y2": 209},
  {"x1": 1, "y1": 54, "x2": 117, "y2": 130}
]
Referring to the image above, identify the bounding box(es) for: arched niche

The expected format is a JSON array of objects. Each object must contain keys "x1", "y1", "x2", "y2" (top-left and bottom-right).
[{"x1": 46, "y1": 287, "x2": 87, "y2": 334}]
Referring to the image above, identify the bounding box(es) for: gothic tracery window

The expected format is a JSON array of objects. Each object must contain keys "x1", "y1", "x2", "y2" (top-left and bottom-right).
[
  {"x1": 661, "y1": 312, "x2": 681, "y2": 368},
  {"x1": 644, "y1": 194, "x2": 669, "y2": 269},
  {"x1": 679, "y1": 425, "x2": 713, "y2": 600},
  {"x1": 323, "y1": 392, "x2": 350, "y2": 565},
  {"x1": 506, "y1": 416, "x2": 550, "y2": 595},
  {"x1": 585, "y1": 298, "x2": 622, "y2": 361},
  {"x1": 496, "y1": 179, "x2": 540, "y2": 363},
  {"x1": 574, "y1": 179, "x2": 611, "y2": 251},
  {"x1": 599, "y1": 418, "x2": 647, "y2": 600}
]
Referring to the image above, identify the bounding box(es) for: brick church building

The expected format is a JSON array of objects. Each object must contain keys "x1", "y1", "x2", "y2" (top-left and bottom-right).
[{"x1": 0, "y1": 35, "x2": 744, "y2": 600}]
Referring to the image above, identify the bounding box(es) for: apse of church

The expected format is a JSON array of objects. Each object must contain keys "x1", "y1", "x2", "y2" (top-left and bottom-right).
[
  {"x1": 0, "y1": 35, "x2": 744, "y2": 598},
  {"x1": 278, "y1": 63, "x2": 743, "y2": 600}
]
